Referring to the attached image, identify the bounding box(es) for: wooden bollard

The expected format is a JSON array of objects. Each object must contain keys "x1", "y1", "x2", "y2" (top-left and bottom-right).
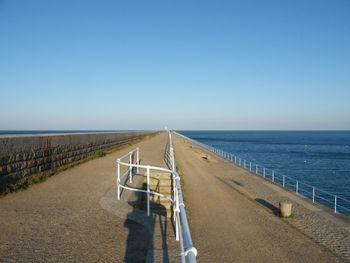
[{"x1": 279, "y1": 201, "x2": 292, "y2": 217}]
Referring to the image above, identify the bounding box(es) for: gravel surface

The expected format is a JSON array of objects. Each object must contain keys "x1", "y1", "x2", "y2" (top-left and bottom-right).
[{"x1": 173, "y1": 133, "x2": 348, "y2": 263}]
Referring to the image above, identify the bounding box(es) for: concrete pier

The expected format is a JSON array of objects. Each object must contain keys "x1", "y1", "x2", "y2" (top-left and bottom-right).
[{"x1": 0, "y1": 131, "x2": 349, "y2": 262}]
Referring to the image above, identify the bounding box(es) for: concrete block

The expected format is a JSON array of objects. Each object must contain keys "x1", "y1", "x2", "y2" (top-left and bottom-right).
[{"x1": 279, "y1": 201, "x2": 292, "y2": 217}]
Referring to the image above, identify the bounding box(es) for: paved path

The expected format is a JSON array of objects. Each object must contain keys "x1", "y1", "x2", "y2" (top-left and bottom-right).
[
  {"x1": 172, "y1": 133, "x2": 346, "y2": 263},
  {"x1": 0, "y1": 132, "x2": 178, "y2": 262}
]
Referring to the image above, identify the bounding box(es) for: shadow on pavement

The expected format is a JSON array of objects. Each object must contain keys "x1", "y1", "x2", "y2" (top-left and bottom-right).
[
  {"x1": 123, "y1": 182, "x2": 170, "y2": 263},
  {"x1": 255, "y1": 198, "x2": 279, "y2": 214}
]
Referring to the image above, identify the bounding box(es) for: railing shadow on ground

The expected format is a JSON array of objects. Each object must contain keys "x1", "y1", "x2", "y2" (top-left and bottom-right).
[
  {"x1": 214, "y1": 176, "x2": 247, "y2": 195},
  {"x1": 121, "y1": 171, "x2": 171, "y2": 263}
]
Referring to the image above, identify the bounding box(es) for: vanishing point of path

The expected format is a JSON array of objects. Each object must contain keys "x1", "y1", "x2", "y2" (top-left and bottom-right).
[
  {"x1": 172, "y1": 133, "x2": 345, "y2": 263},
  {"x1": 0, "y1": 132, "x2": 177, "y2": 262}
]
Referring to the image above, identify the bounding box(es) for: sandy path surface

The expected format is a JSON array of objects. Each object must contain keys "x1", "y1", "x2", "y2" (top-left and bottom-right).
[
  {"x1": 0, "y1": 132, "x2": 178, "y2": 262},
  {"x1": 172, "y1": 133, "x2": 344, "y2": 263}
]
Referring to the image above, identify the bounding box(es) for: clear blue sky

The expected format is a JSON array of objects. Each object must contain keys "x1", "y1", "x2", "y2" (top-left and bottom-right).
[{"x1": 1, "y1": 0, "x2": 349, "y2": 130}]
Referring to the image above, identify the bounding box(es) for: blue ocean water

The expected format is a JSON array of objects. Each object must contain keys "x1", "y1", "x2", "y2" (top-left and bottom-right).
[{"x1": 178, "y1": 130, "x2": 350, "y2": 215}]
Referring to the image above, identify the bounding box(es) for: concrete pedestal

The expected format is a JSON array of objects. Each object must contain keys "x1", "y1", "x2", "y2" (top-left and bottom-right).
[{"x1": 279, "y1": 201, "x2": 292, "y2": 217}]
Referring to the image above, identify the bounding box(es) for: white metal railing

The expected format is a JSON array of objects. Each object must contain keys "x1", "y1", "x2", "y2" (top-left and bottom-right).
[
  {"x1": 116, "y1": 133, "x2": 197, "y2": 263},
  {"x1": 174, "y1": 132, "x2": 350, "y2": 216}
]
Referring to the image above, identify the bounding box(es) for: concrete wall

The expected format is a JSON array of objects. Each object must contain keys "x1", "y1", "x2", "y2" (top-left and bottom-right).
[{"x1": 0, "y1": 131, "x2": 157, "y2": 190}]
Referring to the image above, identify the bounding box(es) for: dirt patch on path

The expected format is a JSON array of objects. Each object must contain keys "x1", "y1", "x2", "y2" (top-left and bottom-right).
[{"x1": 172, "y1": 134, "x2": 343, "y2": 263}]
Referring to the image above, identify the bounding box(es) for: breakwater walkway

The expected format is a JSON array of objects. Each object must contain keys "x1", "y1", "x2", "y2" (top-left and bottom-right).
[
  {"x1": 172, "y1": 133, "x2": 349, "y2": 263},
  {"x1": 0, "y1": 131, "x2": 349, "y2": 262},
  {"x1": 0, "y1": 132, "x2": 178, "y2": 262}
]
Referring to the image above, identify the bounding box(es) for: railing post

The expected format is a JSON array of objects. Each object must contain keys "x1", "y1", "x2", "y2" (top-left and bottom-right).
[
  {"x1": 283, "y1": 175, "x2": 285, "y2": 187},
  {"x1": 235, "y1": 156, "x2": 237, "y2": 163},
  {"x1": 256, "y1": 165, "x2": 258, "y2": 174},
  {"x1": 137, "y1": 147, "x2": 139, "y2": 173},
  {"x1": 239, "y1": 158, "x2": 241, "y2": 166},
  {"x1": 263, "y1": 168, "x2": 266, "y2": 178},
  {"x1": 175, "y1": 188, "x2": 179, "y2": 241},
  {"x1": 171, "y1": 148, "x2": 175, "y2": 171},
  {"x1": 117, "y1": 161, "x2": 120, "y2": 200},
  {"x1": 334, "y1": 195, "x2": 337, "y2": 213},
  {"x1": 312, "y1": 187, "x2": 315, "y2": 203},
  {"x1": 169, "y1": 139, "x2": 179, "y2": 241},
  {"x1": 129, "y1": 153, "x2": 132, "y2": 183},
  {"x1": 244, "y1": 160, "x2": 246, "y2": 168},
  {"x1": 272, "y1": 170, "x2": 274, "y2": 182},
  {"x1": 147, "y1": 166, "x2": 150, "y2": 216},
  {"x1": 249, "y1": 162, "x2": 251, "y2": 171},
  {"x1": 296, "y1": 180, "x2": 298, "y2": 194},
  {"x1": 173, "y1": 175, "x2": 179, "y2": 241}
]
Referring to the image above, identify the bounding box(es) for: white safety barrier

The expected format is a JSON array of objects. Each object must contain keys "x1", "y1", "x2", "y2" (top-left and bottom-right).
[
  {"x1": 174, "y1": 132, "x2": 350, "y2": 216},
  {"x1": 116, "y1": 132, "x2": 197, "y2": 263}
]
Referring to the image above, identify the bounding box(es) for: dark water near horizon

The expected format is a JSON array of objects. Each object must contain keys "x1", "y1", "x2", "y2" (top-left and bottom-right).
[{"x1": 177, "y1": 130, "x2": 350, "y2": 215}]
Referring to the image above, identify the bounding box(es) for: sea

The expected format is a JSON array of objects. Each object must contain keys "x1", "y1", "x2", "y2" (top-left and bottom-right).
[{"x1": 177, "y1": 130, "x2": 350, "y2": 215}]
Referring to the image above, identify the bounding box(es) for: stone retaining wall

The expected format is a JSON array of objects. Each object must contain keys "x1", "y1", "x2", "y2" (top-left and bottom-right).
[{"x1": 0, "y1": 131, "x2": 157, "y2": 190}]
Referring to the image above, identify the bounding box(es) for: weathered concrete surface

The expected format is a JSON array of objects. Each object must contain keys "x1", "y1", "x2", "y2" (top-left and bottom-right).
[
  {"x1": 0, "y1": 131, "x2": 156, "y2": 190},
  {"x1": 0, "y1": 131, "x2": 178, "y2": 262},
  {"x1": 172, "y1": 133, "x2": 345, "y2": 263}
]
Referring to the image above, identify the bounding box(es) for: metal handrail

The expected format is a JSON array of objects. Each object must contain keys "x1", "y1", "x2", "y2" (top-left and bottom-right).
[
  {"x1": 116, "y1": 133, "x2": 197, "y2": 263},
  {"x1": 174, "y1": 132, "x2": 350, "y2": 215}
]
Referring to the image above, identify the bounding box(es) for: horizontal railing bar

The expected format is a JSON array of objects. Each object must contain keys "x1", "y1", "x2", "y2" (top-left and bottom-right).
[
  {"x1": 169, "y1": 132, "x2": 197, "y2": 262},
  {"x1": 314, "y1": 195, "x2": 334, "y2": 204},
  {"x1": 336, "y1": 204, "x2": 350, "y2": 212},
  {"x1": 314, "y1": 187, "x2": 337, "y2": 196},
  {"x1": 337, "y1": 196, "x2": 350, "y2": 203},
  {"x1": 118, "y1": 184, "x2": 175, "y2": 204},
  {"x1": 118, "y1": 148, "x2": 139, "y2": 161},
  {"x1": 117, "y1": 160, "x2": 176, "y2": 175},
  {"x1": 175, "y1": 209, "x2": 185, "y2": 263}
]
